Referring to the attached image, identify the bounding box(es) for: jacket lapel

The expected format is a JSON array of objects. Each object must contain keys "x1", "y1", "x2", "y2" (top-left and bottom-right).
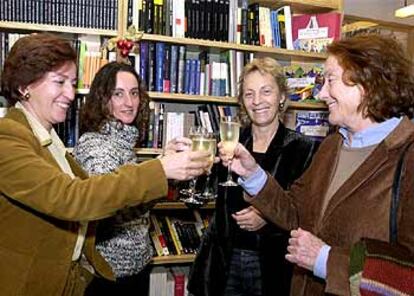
[
  {"x1": 321, "y1": 144, "x2": 389, "y2": 224},
  {"x1": 320, "y1": 118, "x2": 414, "y2": 225}
]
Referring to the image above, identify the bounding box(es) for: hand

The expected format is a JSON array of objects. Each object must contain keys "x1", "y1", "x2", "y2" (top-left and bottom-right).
[
  {"x1": 218, "y1": 142, "x2": 259, "y2": 179},
  {"x1": 232, "y1": 206, "x2": 267, "y2": 231},
  {"x1": 159, "y1": 150, "x2": 210, "y2": 181},
  {"x1": 285, "y1": 228, "x2": 325, "y2": 272},
  {"x1": 163, "y1": 137, "x2": 192, "y2": 156}
]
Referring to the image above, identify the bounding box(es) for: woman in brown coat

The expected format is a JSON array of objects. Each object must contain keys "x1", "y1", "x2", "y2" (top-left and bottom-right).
[
  {"x1": 219, "y1": 35, "x2": 414, "y2": 295},
  {"x1": 0, "y1": 33, "x2": 209, "y2": 295}
]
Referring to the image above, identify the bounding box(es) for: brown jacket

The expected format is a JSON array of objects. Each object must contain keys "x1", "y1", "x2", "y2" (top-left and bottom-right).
[
  {"x1": 248, "y1": 117, "x2": 414, "y2": 295},
  {"x1": 0, "y1": 108, "x2": 168, "y2": 295}
]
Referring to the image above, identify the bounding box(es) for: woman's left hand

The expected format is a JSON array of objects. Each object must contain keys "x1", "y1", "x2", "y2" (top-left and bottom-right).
[
  {"x1": 285, "y1": 228, "x2": 325, "y2": 271},
  {"x1": 232, "y1": 206, "x2": 267, "y2": 231}
]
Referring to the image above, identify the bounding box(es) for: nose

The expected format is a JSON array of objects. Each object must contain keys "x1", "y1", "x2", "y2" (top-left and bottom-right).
[
  {"x1": 317, "y1": 82, "x2": 329, "y2": 102},
  {"x1": 64, "y1": 81, "x2": 76, "y2": 101},
  {"x1": 123, "y1": 93, "x2": 134, "y2": 106}
]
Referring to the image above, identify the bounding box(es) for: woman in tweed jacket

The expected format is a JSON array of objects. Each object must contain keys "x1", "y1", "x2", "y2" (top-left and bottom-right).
[{"x1": 74, "y1": 62, "x2": 187, "y2": 295}]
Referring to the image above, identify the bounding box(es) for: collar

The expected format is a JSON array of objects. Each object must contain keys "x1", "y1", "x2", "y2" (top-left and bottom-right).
[
  {"x1": 339, "y1": 117, "x2": 402, "y2": 148},
  {"x1": 14, "y1": 102, "x2": 66, "y2": 152}
]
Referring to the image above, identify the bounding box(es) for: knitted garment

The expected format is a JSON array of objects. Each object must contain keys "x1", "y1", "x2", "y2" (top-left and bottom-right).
[
  {"x1": 74, "y1": 120, "x2": 153, "y2": 278},
  {"x1": 349, "y1": 238, "x2": 414, "y2": 296}
]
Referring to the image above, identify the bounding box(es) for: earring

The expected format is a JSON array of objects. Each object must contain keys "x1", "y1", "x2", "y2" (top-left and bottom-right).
[
  {"x1": 279, "y1": 101, "x2": 285, "y2": 110},
  {"x1": 23, "y1": 93, "x2": 30, "y2": 100}
]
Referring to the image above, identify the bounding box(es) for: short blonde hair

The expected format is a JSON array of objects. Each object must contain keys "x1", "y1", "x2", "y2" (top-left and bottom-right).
[{"x1": 238, "y1": 57, "x2": 287, "y2": 126}]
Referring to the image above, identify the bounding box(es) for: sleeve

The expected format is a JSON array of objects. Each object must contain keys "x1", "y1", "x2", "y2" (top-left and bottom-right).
[
  {"x1": 0, "y1": 121, "x2": 168, "y2": 222},
  {"x1": 324, "y1": 246, "x2": 351, "y2": 295}
]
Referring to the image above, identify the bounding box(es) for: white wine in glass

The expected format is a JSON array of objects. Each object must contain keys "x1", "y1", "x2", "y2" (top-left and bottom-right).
[{"x1": 219, "y1": 116, "x2": 240, "y2": 186}]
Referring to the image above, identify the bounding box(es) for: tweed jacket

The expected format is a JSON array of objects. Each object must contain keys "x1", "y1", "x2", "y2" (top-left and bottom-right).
[
  {"x1": 0, "y1": 108, "x2": 168, "y2": 295},
  {"x1": 248, "y1": 117, "x2": 414, "y2": 296}
]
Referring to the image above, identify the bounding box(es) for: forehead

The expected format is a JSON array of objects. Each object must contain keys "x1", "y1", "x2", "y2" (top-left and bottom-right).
[
  {"x1": 115, "y1": 71, "x2": 138, "y2": 87},
  {"x1": 244, "y1": 70, "x2": 276, "y2": 87},
  {"x1": 324, "y1": 56, "x2": 343, "y2": 75}
]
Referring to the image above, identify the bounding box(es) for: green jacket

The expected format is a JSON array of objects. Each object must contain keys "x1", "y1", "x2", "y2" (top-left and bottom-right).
[{"x1": 0, "y1": 108, "x2": 168, "y2": 295}]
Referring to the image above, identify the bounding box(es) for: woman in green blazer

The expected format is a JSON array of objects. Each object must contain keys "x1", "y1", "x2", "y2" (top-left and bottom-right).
[{"x1": 0, "y1": 33, "x2": 209, "y2": 296}]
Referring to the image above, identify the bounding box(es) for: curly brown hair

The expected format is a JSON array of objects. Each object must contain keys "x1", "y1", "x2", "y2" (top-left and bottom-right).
[
  {"x1": 327, "y1": 34, "x2": 414, "y2": 121},
  {"x1": 1, "y1": 33, "x2": 77, "y2": 106},
  {"x1": 79, "y1": 62, "x2": 150, "y2": 138},
  {"x1": 237, "y1": 57, "x2": 287, "y2": 127}
]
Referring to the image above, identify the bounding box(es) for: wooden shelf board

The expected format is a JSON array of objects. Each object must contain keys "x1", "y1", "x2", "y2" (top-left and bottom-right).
[
  {"x1": 135, "y1": 148, "x2": 163, "y2": 155},
  {"x1": 151, "y1": 254, "x2": 195, "y2": 265},
  {"x1": 0, "y1": 21, "x2": 117, "y2": 36},
  {"x1": 153, "y1": 201, "x2": 215, "y2": 210},
  {"x1": 251, "y1": 0, "x2": 339, "y2": 13},
  {"x1": 141, "y1": 34, "x2": 327, "y2": 61},
  {"x1": 148, "y1": 91, "x2": 239, "y2": 105},
  {"x1": 288, "y1": 100, "x2": 327, "y2": 110}
]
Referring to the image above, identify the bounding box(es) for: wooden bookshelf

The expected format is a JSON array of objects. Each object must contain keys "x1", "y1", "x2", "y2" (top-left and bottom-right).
[
  {"x1": 288, "y1": 100, "x2": 327, "y2": 110},
  {"x1": 0, "y1": 21, "x2": 117, "y2": 36},
  {"x1": 141, "y1": 34, "x2": 328, "y2": 62},
  {"x1": 254, "y1": 0, "x2": 341, "y2": 12},
  {"x1": 148, "y1": 91, "x2": 239, "y2": 105},
  {"x1": 151, "y1": 254, "x2": 196, "y2": 265},
  {"x1": 153, "y1": 201, "x2": 215, "y2": 210}
]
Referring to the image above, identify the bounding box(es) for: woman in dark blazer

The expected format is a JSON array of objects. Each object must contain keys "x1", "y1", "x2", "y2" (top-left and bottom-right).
[{"x1": 188, "y1": 57, "x2": 319, "y2": 296}]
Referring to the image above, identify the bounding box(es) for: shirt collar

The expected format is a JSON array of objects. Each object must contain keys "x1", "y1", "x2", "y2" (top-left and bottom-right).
[
  {"x1": 15, "y1": 102, "x2": 53, "y2": 147},
  {"x1": 339, "y1": 117, "x2": 402, "y2": 148}
]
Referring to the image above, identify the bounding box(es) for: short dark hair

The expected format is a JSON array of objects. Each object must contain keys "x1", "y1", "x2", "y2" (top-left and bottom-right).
[
  {"x1": 327, "y1": 34, "x2": 414, "y2": 121},
  {"x1": 1, "y1": 33, "x2": 77, "y2": 106},
  {"x1": 79, "y1": 62, "x2": 150, "y2": 138}
]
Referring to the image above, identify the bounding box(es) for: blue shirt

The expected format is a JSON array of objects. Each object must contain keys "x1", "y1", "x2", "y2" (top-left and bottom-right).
[{"x1": 239, "y1": 117, "x2": 402, "y2": 279}]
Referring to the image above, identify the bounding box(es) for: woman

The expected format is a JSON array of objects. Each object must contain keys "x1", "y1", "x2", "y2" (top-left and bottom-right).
[
  {"x1": 188, "y1": 57, "x2": 319, "y2": 296},
  {"x1": 220, "y1": 35, "x2": 414, "y2": 295},
  {"x1": 74, "y1": 62, "x2": 190, "y2": 295},
  {"x1": 0, "y1": 33, "x2": 209, "y2": 296}
]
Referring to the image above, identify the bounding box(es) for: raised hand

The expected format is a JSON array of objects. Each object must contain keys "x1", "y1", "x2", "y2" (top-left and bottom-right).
[
  {"x1": 218, "y1": 142, "x2": 259, "y2": 179},
  {"x1": 163, "y1": 137, "x2": 192, "y2": 156},
  {"x1": 159, "y1": 150, "x2": 210, "y2": 181}
]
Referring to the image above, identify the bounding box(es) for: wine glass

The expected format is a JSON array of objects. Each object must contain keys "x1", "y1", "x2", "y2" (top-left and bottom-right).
[
  {"x1": 179, "y1": 126, "x2": 207, "y2": 205},
  {"x1": 219, "y1": 115, "x2": 240, "y2": 186},
  {"x1": 198, "y1": 132, "x2": 217, "y2": 201}
]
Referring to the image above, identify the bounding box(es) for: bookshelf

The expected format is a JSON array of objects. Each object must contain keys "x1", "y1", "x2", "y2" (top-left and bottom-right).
[{"x1": 1, "y1": 0, "x2": 342, "y2": 269}]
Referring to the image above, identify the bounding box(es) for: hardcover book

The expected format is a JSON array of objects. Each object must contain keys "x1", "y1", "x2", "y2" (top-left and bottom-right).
[{"x1": 292, "y1": 12, "x2": 342, "y2": 53}]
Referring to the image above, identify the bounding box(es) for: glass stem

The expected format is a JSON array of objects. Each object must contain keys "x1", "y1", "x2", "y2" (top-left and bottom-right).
[
  {"x1": 203, "y1": 173, "x2": 211, "y2": 196},
  {"x1": 227, "y1": 159, "x2": 233, "y2": 183},
  {"x1": 190, "y1": 178, "x2": 197, "y2": 194}
]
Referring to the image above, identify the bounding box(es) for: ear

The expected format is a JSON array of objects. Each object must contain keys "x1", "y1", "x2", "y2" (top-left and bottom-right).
[{"x1": 17, "y1": 87, "x2": 27, "y2": 97}]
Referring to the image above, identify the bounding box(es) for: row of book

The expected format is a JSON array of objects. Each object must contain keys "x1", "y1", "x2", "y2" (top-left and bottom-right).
[
  {"x1": 136, "y1": 41, "x2": 253, "y2": 97},
  {"x1": 126, "y1": 0, "x2": 341, "y2": 52},
  {"x1": 1, "y1": 0, "x2": 118, "y2": 30},
  {"x1": 149, "y1": 266, "x2": 190, "y2": 296},
  {"x1": 141, "y1": 102, "x2": 238, "y2": 149},
  {"x1": 149, "y1": 212, "x2": 210, "y2": 257},
  {"x1": 128, "y1": 0, "x2": 230, "y2": 41}
]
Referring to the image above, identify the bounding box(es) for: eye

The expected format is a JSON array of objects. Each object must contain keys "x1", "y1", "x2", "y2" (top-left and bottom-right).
[
  {"x1": 131, "y1": 90, "x2": 140, "y2": 97},
  {"x1": 112, "y1": 91, "x2": 124, "y2": 98},
  {"x1": 262, "y1": 89, "x2": 272, "y2": 95},
  {"x1": 55, "y1": 80, "x2": 65, "y2": 85},
  {"x1": 244, "y1": 92, "x2": 253, "y2": 99}
]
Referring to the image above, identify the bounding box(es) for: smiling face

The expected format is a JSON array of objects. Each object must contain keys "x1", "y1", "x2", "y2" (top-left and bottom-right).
[
  {"x1": 22, "y1": 62, "x2": 77, "y2": 131},
  {"x1": 242, "y1": 70, "x2": 284, "y2": 128},
  {"x1": 319, "y1": 55, "x2": 375, "y2": 133},
  {"x1": 108, "y1": 71, "x2": 140, "y2": 124}
]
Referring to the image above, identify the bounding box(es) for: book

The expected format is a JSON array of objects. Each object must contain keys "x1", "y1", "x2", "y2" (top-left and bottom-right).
[{"x1": 292, "y1": 12, "x2": 342, "y2": 53}]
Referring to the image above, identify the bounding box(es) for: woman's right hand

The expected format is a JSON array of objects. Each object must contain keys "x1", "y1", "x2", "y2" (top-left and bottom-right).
[
  {"x1": 163, "y1": 137, "x2": 192, "y2": 156},
  {"x1": 159, "y1": 150, "x2": 210, "y2": 181},
  {"x1": 218, "y1": 142, "x2": 259, "y2": 179}
]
